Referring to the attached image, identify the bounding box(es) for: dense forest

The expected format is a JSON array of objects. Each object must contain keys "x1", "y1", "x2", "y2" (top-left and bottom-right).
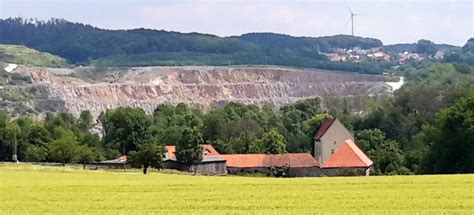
[
  {"x1": 0, "y1": 17, "x2": 409, "y2": 74},
  {"x1": 445, "y1": 38, "x2": 474, "y2": 66},
  {"x1": 0, "y1": 61, "x2": 472, "y2": 174}
]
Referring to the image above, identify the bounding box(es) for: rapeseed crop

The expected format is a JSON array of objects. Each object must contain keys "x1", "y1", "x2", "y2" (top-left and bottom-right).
[{"x1": 1, "y1": 164, "x2": 473, "y2": 214}]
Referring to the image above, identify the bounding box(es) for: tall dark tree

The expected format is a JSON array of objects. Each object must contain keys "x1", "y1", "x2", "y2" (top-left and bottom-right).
[
  {"x1": 176, "y1": 128, "x2": 203, "y2": 165},
  {"x1": 78, "y1": 110, "x2": 93, "y2": 132},
  {"x1": 100, "y1": 107, "x2": 152, "y2": 158},
  {"x1": 47, "y1": 126, "x2": 80, "y2": 166},
  {"x1": 420, "y1": 94, "x2": 474, "y2": 173},
  {"x1": 261, "y1": 129, "x2": 287, "y2": 154}
]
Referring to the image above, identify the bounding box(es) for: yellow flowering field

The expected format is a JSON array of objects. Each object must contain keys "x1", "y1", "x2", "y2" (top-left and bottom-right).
[{"x1": 1, "y1": 164, "x2": 473, "y2": 214}]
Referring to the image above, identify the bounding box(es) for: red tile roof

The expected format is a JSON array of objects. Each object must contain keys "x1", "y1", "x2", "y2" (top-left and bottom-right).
[
  {"x1": 118, "y1": 155, "x2": 127, "y2": 162},
  {"x1": 165, "y1": 145, "x2": 221, "y2": 160},
  {"x1": 314, "y1": 118, "x2": 336, "y2": 140},
  {"x1": 220, "y1": 153, "x2": 320, "y2": 168},
  {"x1": 99, "y1": 155, "x2": 127, "y2": 164},
  {"x1": 322, "y1": 139, "x2": 373, "y2": 168}
]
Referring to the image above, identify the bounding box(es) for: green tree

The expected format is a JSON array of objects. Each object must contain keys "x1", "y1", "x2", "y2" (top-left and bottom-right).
[
  {"x1": 100, "y1": 107, "x2": 152, "y2": 157},
  {"x1": 78, "y1": 110, "x2": 93, "y2": 132},
  {"x1": 261, "y1": 129, "x2": 287, "y2": 154},
  {"x1": 24, "y1": 125, "x2": 51, "y2": 162},
  {"x1": 355, "y1": 129, "x2": 405, "y2": 175},
  {"x1": 24, "y1": 144, "x2": 48, "y2": 162},
  {"x1": 416, "y1": 39, "x2": 436, "y2": 55},
  {"x1": 48, "y1": 127, "x2": 79, "y2": 165},
  {"x1": 77, "y1": 145, "x2": 97, "y2": 169},
  {"x1": 421, "y1": 94, "x2": 474, "y2": 173},
  {"x1": 129, "y1": 140, "x2": 164, "y2": 174},
  {"x1": 176, "y1": 128, "x2": 203, "y2": 165}
]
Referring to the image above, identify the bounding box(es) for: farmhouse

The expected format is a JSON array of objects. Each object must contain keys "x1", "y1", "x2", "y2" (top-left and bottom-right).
[
  {"x1": 314, "y1": 118, "x2": 373, "y2": 176},
  {"x1": 164, "y1": 145, "x2": 227, "y2": 175}
]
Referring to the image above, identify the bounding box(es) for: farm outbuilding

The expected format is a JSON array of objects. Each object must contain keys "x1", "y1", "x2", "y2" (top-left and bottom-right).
[
  {"x1": 164, "y1": 156, "x2": 227, "y2": 175},
  {"x1": 320, "y1": 139, "x2": 373, "y2": 176},
  {"x1": 220, "y1": 153, "x2": 321, "y2": 177},
  {"x1": 96, "y1": 155, "x2": 131, "y2": 169},
  {"x1": 164, "y1": 145, "x2": 227, "y2": 175}
]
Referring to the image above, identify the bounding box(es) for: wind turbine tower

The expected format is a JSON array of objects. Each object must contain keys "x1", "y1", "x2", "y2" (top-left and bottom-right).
[{"x1": 349, "y1": 9, "x2": 358, "y2": 36}]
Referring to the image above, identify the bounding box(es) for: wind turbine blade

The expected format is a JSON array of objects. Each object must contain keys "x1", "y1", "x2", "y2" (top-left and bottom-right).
[{"x1": 344, "y1": 16, "x2": 351, "y2": 30}]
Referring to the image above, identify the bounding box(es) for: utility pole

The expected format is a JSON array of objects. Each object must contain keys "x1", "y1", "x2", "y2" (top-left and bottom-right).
[
  {"x1": 12, "y1": 131, "x2": 18, "y2": 163},
  {"x1": 123, "y1": 144, "x2": 126, "y2": 172}
]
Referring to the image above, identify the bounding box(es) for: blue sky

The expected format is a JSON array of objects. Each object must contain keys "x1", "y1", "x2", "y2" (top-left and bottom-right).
[{"x1": 0, "y1": 0, "x2": 472, "y2": 46}]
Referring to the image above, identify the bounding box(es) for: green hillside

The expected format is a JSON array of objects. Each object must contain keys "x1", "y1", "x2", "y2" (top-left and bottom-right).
[
  {"x1": 0, "y1": 18, "x2": 387, "y2": 74},
  {"x1": 0, "y1": 44, "x2": 68, "y2": 68}
]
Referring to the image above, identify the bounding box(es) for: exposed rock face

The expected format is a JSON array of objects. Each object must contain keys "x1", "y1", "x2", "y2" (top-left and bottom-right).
[{"x1": 24, "y1": 66, "x2": 392, "y2": 116}]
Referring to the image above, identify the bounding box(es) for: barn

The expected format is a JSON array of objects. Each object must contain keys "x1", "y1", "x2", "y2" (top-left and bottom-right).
[
  {"x1": 164, "y1": 145, "x2": 227, "y2": 175},
  {"x1": 220, "y1": 153, "x2": 321, "y2": 177}
]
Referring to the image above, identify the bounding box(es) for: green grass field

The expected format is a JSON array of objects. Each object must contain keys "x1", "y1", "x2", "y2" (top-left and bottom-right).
[
  {"x1": 0, "y1": 44, "x2": 68, "y2": 68},
  {"x1": 1, "y1": 164, "x2": 473, "y2": 214}
]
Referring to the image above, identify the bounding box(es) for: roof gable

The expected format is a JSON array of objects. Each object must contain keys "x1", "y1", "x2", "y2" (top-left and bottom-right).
[
  {"x1": 314, "y1": 118, "x2": 336, "y2": 140},
  {"x1": 322, "y1": 139, "x2": 373, "y2": 168}
]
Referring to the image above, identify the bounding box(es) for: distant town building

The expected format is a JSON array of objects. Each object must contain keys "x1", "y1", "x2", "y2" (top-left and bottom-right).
[{"x1": 433, "y1": 50, "x2": 445, "y2": 59}]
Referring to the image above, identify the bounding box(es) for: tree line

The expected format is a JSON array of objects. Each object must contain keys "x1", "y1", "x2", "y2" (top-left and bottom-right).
[
  {"x1": 0, "y1": 61, "x2": 472, "y2": 174},
  {"x1": 0, "y1": 17, "x2": 390, "y2": 74}
]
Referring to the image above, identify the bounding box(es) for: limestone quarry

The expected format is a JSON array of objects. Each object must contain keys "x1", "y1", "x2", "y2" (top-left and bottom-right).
[{"x1": 5, "y1": 66, "x2": 397, "y2": 117}]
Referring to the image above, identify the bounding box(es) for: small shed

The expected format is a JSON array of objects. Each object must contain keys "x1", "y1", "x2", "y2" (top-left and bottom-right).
[
  {"x1": 96, "y1": 155, "x2": 131, "y2": 169},
  {"x1": 164, "y1": 145, "x2": 227, "y2": 175},
  {"x1": 164, "y1": 156, "x2": 227, "y2": 175}
]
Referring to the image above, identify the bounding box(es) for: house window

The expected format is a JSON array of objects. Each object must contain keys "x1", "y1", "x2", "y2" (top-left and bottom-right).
[{"x1": 331, "y1": 149, "x2": 334, "y2": 154}]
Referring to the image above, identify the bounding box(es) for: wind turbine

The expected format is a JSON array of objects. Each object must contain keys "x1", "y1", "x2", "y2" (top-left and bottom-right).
[{"x1": 345, "y1": 8, "x2": 359, "y2": 36}]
